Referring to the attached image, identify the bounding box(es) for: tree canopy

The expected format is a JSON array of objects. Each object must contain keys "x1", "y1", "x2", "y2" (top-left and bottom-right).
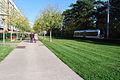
[
  {"x1": 33, "y1": 7, "x2": 64, "y2": 41},
  {"x1": 0, "y1": 0, "x2": 32, "y2": 32},
  {"x1": 63, "y1": 0, "x2": 95, "y2": 37},
  {"x1": 62, "y1": 0, "x2": 120, "y2": 38}
]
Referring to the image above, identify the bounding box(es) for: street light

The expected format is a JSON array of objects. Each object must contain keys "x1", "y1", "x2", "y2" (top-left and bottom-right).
[
  {"x1": 0, "y1": 13, "x2": 9, "y2": 45},
  {"x1": 2, "y1": 18, "x2": 5, "y2": 45},
  {"x1": 107, "y1": 0, "x2": 110, "y2": 40}
]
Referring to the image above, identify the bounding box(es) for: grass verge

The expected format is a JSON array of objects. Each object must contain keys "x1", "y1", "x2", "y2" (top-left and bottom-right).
[
  {"x1": 0, "y1": 45, "x2": 15, "y2": 62},
  {"x1": 39, "y1": 36, "x2": 120, "y2": 80},
  {"x1": 0, "y1": 38, "x2": 21, "y2": 43}
]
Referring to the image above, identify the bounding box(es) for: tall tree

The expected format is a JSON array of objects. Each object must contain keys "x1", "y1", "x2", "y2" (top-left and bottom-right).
[
  {"x1": 110, "y1": 0, "x2": 120, "y2": 38},
  {"x1": 93, "y1": 0, "x2": 120, "y2": 38},
  {"x1": 34, "y1": 7, "x2": 64, "y2": 42},
  {"x1": 92, "y1": 1, "x2": 107, "y2": 37},
  {"x1": 63, "y1": 0, "x2": 95, "y2": 37}
]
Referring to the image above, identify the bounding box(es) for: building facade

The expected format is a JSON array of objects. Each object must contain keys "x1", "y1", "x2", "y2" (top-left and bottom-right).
[{"x1": 0, "y1": 0, "x2": 22, "y2": 32}]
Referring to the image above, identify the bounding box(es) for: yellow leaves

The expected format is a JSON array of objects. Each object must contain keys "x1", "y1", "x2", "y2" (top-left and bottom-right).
[
  {"x1": 0, "y1": 0, "x2": 31, "y2": 32},
  {"x1": 34, "y1": 6, "x2": 64, "y2": 33},
  {"x1": 0, "y1": 0, "x2": 7, "y2": 13}
]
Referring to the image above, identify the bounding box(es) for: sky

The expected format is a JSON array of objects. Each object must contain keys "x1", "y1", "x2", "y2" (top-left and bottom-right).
[{"x1": 14, "y1": 0, "x2": 107, "y2": 24}]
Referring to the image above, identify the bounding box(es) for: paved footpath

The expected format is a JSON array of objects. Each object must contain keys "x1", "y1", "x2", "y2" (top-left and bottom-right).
[{"x1": 0, "y1": 39, "x2": 83, "y2": 80}]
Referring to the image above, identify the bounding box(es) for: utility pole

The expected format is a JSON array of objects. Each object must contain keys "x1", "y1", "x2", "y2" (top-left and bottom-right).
[
  {"x1": 2, "y1": 18, "x2": 5, "y2": 45},
  {"x1": 107, "y1": 0, "x2": 110, "y2": 40},
  {"x1": 0, "y1": 14, "x2": 9, "y2": 45}
]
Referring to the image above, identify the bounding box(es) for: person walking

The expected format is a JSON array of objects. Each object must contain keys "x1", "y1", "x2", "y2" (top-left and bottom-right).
[
  {"x1": 34, "y1": 33, "x2": 38, "y2": 43},
  {"x1": 30, "y1": 33, "x2": 34, "y2": 43}
]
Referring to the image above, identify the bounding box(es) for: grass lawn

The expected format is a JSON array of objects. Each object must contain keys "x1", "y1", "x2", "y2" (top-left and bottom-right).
[
  {"x1": 0, "y1": 38, "x2": 21, "y2": 62},
  {"x1": 39, "y1": 37, "x2": 120, "y2": 80},
  {"x1": 0, "y1": 38, "x2": 21, "y2": 43},
  {"x1": 0, "y1": 45, "x2": 15, "y2": 62}
]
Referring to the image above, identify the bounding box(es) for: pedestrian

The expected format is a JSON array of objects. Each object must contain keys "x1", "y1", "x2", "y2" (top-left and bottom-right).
[
  {"x1": 30, "y1": 33, "x2": 34, "y2": 43},
  {"x1": 34, "y1": 33, "x2": 38, "y2": 43}
]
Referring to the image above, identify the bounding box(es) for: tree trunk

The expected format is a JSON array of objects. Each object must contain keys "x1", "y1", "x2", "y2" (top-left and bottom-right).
[
  {"x1": 42, "y1": 34, "x2": 44, "y2": 40},
  {"x1": 49, "y1": 30, "x2": 52, "y2": 42},
  {"x1": 16, "y1": 31, "x2": 19, "y2": 40},
  {"x1": 22, "y1": 31, "x2": 24, "y2": 39},
  {"x1": 11, "y1": 30, "x2": 13, "y2": 41},
  {"x1": 5, "y1": 32, "x2": 7, "y2": 39},
  {"x1": 20, "y1": 31, "x2": 24, "y2": 40},
  {"x1": 43, "y1": 33, "x2": 46, "y2": 40}
]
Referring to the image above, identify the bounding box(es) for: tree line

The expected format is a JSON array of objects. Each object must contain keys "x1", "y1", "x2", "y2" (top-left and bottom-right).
[
  {"x1": 62, "y1": 0, "x2": 120, "y2": 38},
  {"x1": 34, "y1": 0, "x2": 120, "y2": 40}
]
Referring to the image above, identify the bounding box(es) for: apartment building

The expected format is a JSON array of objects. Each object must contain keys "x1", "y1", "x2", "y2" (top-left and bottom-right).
[{"x1": 0, "y1": 0, "x2": 22, "y2": 33}]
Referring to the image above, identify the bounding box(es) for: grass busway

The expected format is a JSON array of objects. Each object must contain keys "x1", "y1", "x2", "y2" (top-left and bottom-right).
[{"x1": 39, "y1": 37, "x2": 120, "y2": 80}]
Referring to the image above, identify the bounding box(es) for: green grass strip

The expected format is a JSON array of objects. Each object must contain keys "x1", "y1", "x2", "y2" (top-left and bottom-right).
[{"x1": 39, "y1": 37, "x2": 120, "y2": 80}]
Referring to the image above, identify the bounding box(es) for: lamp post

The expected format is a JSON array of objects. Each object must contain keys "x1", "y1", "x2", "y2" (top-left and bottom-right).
[
  {"x1": 0, "y1": 14, "x2": 9, "y2": 45},
  {"x1": 2, "y1": 18, "x2": 5, "y2": 45},
  {"x1": 60, "y1": 26, "x2": 63, "y2": 37},
  {"x1": 107, "y1": 0, "x2": 110, "y2": 40}
]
